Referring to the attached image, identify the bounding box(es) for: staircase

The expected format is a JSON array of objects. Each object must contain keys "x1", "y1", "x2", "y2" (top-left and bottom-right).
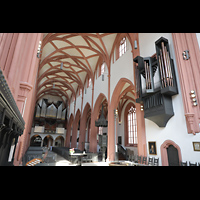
[
  {"x1": 117, "y1": 144, "x2": 127, "y2": 161},
  {"x1": 118, "y1": 152, "x2": 126, "y2": 160},
  {"x1": 23, "y1": 146, "x2": 57, "y2": 165}
]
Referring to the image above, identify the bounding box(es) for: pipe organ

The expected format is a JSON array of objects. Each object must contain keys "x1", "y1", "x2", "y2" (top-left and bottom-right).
[
  {"x1": 34, "y1": 99, "x2": 67, "y2": 128},
  {"x1": 134, "y1": 37, "x2": 178, "y2": 127}
]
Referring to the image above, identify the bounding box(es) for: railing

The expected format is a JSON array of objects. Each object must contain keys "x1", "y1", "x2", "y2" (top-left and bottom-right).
[{"x1": 117, "y1": 144, "x2": 127, "y2": 160}]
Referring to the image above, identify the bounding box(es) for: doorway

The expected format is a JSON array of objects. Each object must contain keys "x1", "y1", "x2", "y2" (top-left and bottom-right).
[
  {"x1": 160, "y1": 140, "x2": 182, "y2": 166},
  {"x1": 167, "y1": 145, "x2": 179, "y2": 166}
]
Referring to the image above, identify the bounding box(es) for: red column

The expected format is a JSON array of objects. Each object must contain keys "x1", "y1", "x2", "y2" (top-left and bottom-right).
[
  {"x1": 172, "y1": 33, "x2": 200, "y2": 134},
  {"x1": 13, "y1": 33, "x2": 44, "y2": 165},
  {"x1": 89, "y1": 111, "x2": 98, "y2": 153}
]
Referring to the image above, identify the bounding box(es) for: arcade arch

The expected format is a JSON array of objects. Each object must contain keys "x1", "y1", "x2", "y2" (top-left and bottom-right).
[
  {"x1": 43, "y1": 135, "x2": 53, "y2": 147},
  {"x1": 78, "y1": 103, "x2": 91, "y2": 151},
  {"x1": 89, "y1": 93, "x2": 108, "y2": 153},
  {"x1": 55, "y1": 136, "x2": 64, "y2": 147},
  {"x1": 30, "y1": 135, "x2": 42, "y2": 147},
  {"x1": 71, "y1": 109, "x2": 81, "y2": 148}
]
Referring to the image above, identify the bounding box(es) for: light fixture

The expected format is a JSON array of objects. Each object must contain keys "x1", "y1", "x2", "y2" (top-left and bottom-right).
[
  {"x1": 102, "y1": 74, "x2": 104, "y2": 81},
  {"x1": 190, "y1": 90, "x2": 198, "y2": 106},
  {"x1": 60, "y1": 62, "x2": 63, "y2": 70},
  {"x1": 114, "y1": 109, "x2": 118, "y2": 117},
  {"x1": 37, "y1": 40, "x2": 42, "y2": 58},
  {"x1": 134, "y1": 40, "x2": 138, "y2": 49},
  {"x1": 141, "y1": 105, "x2": 144, "y2": 111}
]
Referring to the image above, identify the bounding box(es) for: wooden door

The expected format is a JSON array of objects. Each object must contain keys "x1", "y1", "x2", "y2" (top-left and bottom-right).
[{"x1": 167, "y1": 145, "x2": 179, "y2": 166}]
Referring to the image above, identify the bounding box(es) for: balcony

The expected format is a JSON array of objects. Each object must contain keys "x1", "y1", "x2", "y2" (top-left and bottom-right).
[{"x1": 32, "y1": 126, "x2": 65, "y2": 135}]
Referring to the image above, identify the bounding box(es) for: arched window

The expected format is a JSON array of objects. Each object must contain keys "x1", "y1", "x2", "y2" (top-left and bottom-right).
[
  {"x1": 127, "y1": 106, "x2": 137, "y2": 145},
  {"x1": 119, "y1": 37, "x2": 127, "y2": 57},
  {"x1": 124, "y1": 103, "x2": 138, "y2": 147},
  {"x1": 100, "y1": 62, "x2": 105, "y2": 75}
]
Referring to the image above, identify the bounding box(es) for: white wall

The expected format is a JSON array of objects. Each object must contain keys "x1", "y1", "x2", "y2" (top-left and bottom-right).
[
  {"x1": 196, "y1": 33, "x2": 200, "y2": 49},
  {"x1": 139, "y1": 33, "x2": 200, "y2": 165},
  {"x1": 110, "y1": 39, "x2": 134, "y2": 102},
  {"x1": 82, "y1": 84, "x2": 92, "y2": 110},
  {"x1": 93, "y1": 67, "x2": 108, "y2": 104}
]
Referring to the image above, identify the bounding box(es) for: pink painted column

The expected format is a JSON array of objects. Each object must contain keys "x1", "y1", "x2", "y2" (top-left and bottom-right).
[
  {"x1": 13, "y1": 33, "x2": 44, "y2": 165},
  {"x1": 89, "y1": 111, "x2": 98, "y2": 153},
  {"x1": 172, "y1": 33, "x2": 200, "y2": 134}
]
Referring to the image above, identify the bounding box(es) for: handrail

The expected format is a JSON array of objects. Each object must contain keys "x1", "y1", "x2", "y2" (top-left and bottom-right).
[{"x1": 117, "y1": 144, "x2": 127, "y2": 159}]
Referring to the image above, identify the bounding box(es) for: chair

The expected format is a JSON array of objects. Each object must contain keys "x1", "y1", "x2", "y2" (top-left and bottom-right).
[
  {"x1": 189, "y1": 161, "x2": 197, "y2": 166},
  {"x1": 153, "y1": 157, "x2": 159, "y2": 166},
  {"x1": 130, "y1": 150, "x2": 134, "y2": 162},
  {"x1": 142, "y1": 156, "x2": 147, "y2": 165},
  {"x1": 137, "y1": 155, "x2": 142, "y2": 164},
  {"x1": 126, "y1": 149, "x2": 131, "y2": 161},
  {"x1": 181, "y1": 161, "x2": 187, "y2": 166},
  {"x1": 148, "y1": 157, "x2": 153, "y2": 166}
]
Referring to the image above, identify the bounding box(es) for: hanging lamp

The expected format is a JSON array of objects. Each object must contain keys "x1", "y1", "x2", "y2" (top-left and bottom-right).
[{"x1": 95, "y1": 104, "x2": 108, "y2": 127}]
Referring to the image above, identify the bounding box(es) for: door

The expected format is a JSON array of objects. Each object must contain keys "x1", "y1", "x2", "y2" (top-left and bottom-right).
[{"x1": 167, "y1": 145, "x2": 179, "y2": 166}]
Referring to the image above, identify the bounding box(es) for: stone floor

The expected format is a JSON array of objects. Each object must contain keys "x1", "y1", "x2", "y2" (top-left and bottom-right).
[
  {"x1": 35, "y1": 152, "x2": 109, "y2": 166},
  {"x1": 56, "y1": 154, "x2": 109, "y2": 166}
]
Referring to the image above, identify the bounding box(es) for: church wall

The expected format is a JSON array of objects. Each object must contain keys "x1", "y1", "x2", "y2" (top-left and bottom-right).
[
  {"x1": 75, "y1": 94, "x2": 82, "y2": 115},
  {"x1": 110, "y1": 39, "x2": 134, "y2": 103},
  {"x1": 93, "y1": 66, "x2": 108, "y2": 105},
  {"x1": 139, "y1": 33, "x2": 200, "y2": 165},
  {"x1": 82, "y1": 81, "x2": 93, "y2": 110}
]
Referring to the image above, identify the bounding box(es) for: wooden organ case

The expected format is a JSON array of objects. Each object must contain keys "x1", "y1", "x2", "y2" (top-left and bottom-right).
[{"x1": 133, "y1": 37, "x2": 178, "y2": 127}]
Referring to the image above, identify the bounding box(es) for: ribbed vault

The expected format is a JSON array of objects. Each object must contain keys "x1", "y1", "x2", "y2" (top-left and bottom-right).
[{"x1": 36, "y1": 33, "x2": 121, "y2": 103}]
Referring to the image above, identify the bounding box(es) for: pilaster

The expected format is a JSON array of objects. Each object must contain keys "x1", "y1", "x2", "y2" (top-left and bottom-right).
[{"x1": 172, "y1": 33, "x2": 200, "y2": 134}]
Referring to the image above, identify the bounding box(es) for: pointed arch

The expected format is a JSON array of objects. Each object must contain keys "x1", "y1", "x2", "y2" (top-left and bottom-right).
[
  {"x1": 65, "y1": 113, "x2": 74, "y2": 147},
  {"x1": 89, "y1": 93, "x2": 108, "y2": 153},
  {"x1": 160, "y1": 140, "x2": 182, "y2": 166},
  {"x1": 78, "y1": 102, "x2": 91, "y2": 150},
  {"x1": 71, "y1": 109, "x2": 81, "y2": 148}
]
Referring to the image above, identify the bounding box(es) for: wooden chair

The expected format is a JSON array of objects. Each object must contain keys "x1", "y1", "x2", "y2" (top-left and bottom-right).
[
  {"x1": 137, "y1": 155, "x2": 142, "y2": 164},
  {"x1": 153, "y1": 157, "x2": 159, "y2": 166},
  {"x1": 126, "y1": 149, "x2": 131, "y2": 161},
  {"x1": 129, "y1": 150, "x2": 134, "y2": 162},
  {"x1": 189, "y1": 161, "x2": 197, "y2": 166},
  {"x1": 148, "y1": 157, "x2": 153, "y2": 166},
  {"x1": 181, "y1": 161, "x2": 187, "y2": 166},
  {"x1": 142, "y1": 156, "x2": 147, "y2": 165}
]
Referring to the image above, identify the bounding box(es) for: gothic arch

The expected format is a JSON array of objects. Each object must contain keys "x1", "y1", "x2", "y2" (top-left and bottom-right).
[
  {"x1": 124, "y1": 102, "x2": 136, "y2": 147},
  {"x1": 65, "y1": 113, "x2": 74, "y2": 147},
  {"x1": 111, "y1": 77, "x2": 135, "y2": 109},
  {"x1": 71, "y1": 109, "x2": 81, "y2": 148},
  {"x1": 78, "y1": 102, "x2": 91, "y2": 150},
  {"x1": 89, "y1": 93, "x2": 108, "y2": 153},
  {"x1": 160, "y1": 140, "x2": 182, "y2": 166},
  {"x1": 107, "y1": 78, "x2": 135, "y2": 161}
]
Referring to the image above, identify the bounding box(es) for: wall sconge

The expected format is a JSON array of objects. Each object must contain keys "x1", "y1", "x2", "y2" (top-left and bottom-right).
[
  {"x1": 190, "y1": 90, "x2": 198, "y2": 106},
  {"x1": 182, "y1": 50, "x2": 190, "y2": 60},
  {"x1": 134, "y1": 40, "x2": 138, "y2": 49},
  {"x1": 37, "y1": 41, "x2": 42, "y2": 58},
  {"x1": 60, "y1": 62, "x2": 63, "y2": 70},
  {"x1": 141, "y1": 105, "x2": 144, "y2": 111},
  {"x1": 114, "y1": 109, "x2": 118, "y2": 117},
  {"x1": 102, "y1": 74, "x2": 104, "y2": 81}
]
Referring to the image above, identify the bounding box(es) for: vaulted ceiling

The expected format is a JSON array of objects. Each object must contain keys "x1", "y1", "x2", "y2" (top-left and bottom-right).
[{"x1": 36, "y1": 33, "x2": 120, "y2": 103}]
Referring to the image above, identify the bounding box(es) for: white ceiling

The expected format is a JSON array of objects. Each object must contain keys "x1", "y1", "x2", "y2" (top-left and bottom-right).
[{"x1": 37, "y1": 33, "x2": 119, "y2": 103}]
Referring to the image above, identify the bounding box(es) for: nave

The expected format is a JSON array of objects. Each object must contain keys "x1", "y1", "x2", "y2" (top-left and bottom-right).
[{"x1": 1, "y1": 33, "x2": 200, "y2": 166}]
